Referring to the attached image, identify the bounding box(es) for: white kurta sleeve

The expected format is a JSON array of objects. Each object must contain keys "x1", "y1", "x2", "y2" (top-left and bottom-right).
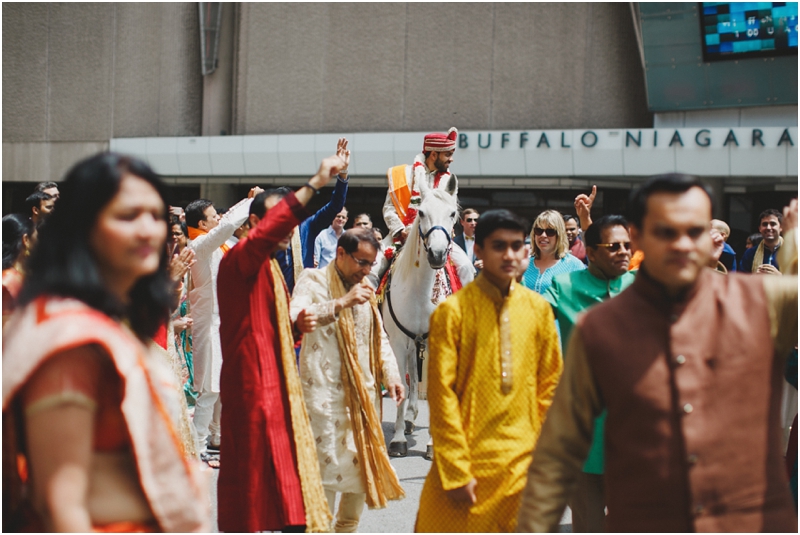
[
  {"x1": 382, "y1": 189, "x2": 406, "y2": 238},
  {"x1": 290, "y1": 269, "x2": 338, "y2": 327},
  {"x1": 190, "y1": 197, "x2": 253, "y2": 258}
]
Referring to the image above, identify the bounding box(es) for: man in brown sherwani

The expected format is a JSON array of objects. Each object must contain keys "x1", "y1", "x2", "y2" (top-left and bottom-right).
[{"x1": 516, "y1": 173, "x2": 798, "y2": 532}]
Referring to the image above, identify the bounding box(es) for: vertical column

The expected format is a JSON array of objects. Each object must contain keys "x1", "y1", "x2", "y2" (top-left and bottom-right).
[{"x1": 201, "y1": 3, "x2": 235, "y2": 136}]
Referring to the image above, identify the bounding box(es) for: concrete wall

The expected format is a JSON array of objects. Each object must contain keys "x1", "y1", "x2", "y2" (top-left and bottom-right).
[
  {"x1": 3, "y1": 2, "x2": 652, "y2": 182},
  {"x1": 232, "y1": 3, "x2": 653, "y2": 134},
  {"x1": 3, "y1": 2, "x2": 202, "y2": 181}
]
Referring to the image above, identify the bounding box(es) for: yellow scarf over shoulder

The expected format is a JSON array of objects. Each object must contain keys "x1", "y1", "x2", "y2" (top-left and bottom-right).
[
  {"x1": 271, "y1": 259, "x2": 332, "y2": 532},
  {"x1": 751, "y1": 236, "x2": 783, "y2": 273},
  {"x1": 326, "y1": 263, "x2": 405, "y2": 509}
]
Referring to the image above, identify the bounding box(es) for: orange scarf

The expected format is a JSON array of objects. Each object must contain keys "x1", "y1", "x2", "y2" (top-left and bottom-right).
[{"x1": 187, "y1": 226, "x2": 230, "y2": 254}]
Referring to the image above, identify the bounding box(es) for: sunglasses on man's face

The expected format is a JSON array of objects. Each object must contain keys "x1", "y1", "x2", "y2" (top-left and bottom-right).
[
  {"x1": 595, "y1": 242, "x2": 631, "y2": 253},
  {"x1": 533, "y1": 227, "x2": 557, "y2": 237},
  {"x1": 464, "y1": 217, "x2": 478, "y2": 223}
]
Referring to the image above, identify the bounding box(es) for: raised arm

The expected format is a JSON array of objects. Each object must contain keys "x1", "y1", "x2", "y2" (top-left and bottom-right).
[
  {"x1": 574, "y1": 185, "x2": 596, "y2": 233},
  {"x1": 189, "y1": 191, "x2": 259, "y2": 258},
  {"x1": 301, "y1": 177, "x2": 349, "y2": 267},
  {"x1": 225, "y1": 156, "x2": 345, "y2": 279},
  {"x1": 302, "y1": 139, "x2": 350, "y2": 250}
]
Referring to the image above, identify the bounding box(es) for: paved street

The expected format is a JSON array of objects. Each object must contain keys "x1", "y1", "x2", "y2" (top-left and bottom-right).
[{"x1": 208, "y1": 397, "x2": 572, "y2": 532}]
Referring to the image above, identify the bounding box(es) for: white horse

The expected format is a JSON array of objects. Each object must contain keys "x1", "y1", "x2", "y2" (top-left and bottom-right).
[{"x1": 381, "y1": 173, "x2": 472, "y2": 458}]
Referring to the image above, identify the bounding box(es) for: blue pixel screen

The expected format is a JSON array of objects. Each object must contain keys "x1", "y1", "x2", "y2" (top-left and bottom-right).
[{"x1": 701, "y1": 2, "x2": 798, "y2": 60}]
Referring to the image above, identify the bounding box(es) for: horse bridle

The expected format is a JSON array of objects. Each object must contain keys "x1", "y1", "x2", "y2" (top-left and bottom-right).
[{"x1": 419, "y1": 224, "x2": 452, "y2": 254}]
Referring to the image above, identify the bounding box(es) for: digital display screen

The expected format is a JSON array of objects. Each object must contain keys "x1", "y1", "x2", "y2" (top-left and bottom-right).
[{"x1": 700, "y1": 2, "x2": 798, "y2": 61}]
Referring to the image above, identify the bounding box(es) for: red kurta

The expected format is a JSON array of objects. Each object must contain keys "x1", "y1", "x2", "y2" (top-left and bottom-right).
[{"x1": 217, "y1": 193, "x2": 310, "y2": 532}]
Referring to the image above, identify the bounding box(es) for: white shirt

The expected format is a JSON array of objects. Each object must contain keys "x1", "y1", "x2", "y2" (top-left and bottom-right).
[
  {"x1": 187, "y1": 197, "x2": 252, "y2": 392},
  {"x1": 463, "y1": 233, "x2": 475, "y2": 261}
]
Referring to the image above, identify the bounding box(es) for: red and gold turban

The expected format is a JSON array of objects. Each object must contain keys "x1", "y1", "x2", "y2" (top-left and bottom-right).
[{"x1": 423, "y1": 127, "x2": 458, "y2": 152}]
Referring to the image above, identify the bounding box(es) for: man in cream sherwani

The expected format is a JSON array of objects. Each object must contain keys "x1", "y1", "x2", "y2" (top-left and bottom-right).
[{"x1": 291, "y1": 228, "x2": 405, "y2": 533}]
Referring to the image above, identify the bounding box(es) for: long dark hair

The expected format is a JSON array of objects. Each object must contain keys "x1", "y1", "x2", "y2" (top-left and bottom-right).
[
  {"x1": 18, "y1": 153, "x2": 175, "y2": 340},
  {"x1": 2, "y1": 214, "x2": 33, "y2": 270}
]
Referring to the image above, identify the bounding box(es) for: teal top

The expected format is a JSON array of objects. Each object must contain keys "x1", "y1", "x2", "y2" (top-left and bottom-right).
[
  {"x1": 544, "y1": 265, "x2": 636, "y2": 474},
  {"x1": 522, "y1": 253, "x2": 586, "y2": 295}
]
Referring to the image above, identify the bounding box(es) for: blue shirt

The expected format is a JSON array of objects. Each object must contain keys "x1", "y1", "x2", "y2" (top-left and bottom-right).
[
  {"x1": 275, "y1": 176, "x2": 348, "y2": 292},
  {"x1": 720, "y1": 242, "x2": 737, "y2": 272},
  {"x1": 739, "y1": 241, "x2": 781, "y2": 273},
  {"x1": 522, "y1": 253, "x2": 586, "y2": 295},
  {"x1": 314, "y1": 227, "x2": 341, "y2": 269}
]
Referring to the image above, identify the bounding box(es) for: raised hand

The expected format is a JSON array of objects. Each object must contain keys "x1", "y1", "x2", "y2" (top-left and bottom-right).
[
  {"x1": 296, "y1": 153, "x2": 348, "y2": 207},
  {"x1": 248, "y1": 186, "x2": 265, "y2": 199},
  {"x1": 574, "y1": 185, "x2": 597, "y2": 231},
  {"x1": 336, "y1": 138, "x2": 350, "y2": 177},
  {"x1": 314, "y1": 155, "x2": 347, "y2": 188}
]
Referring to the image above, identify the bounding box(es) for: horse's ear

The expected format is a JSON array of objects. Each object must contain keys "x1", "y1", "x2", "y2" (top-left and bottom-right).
[{"x1": 442, "y1": 173, "x2": 458, "y2": 197}]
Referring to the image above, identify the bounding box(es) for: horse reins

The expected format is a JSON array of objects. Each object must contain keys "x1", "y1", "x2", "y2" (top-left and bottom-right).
[
  {"x1": 385, "y1": 269, "x2": 428, "y2": 362},
  {"x1": 419, "y1": 225, "x2": 452, "y2": 254},
  {"x1": 385, "y1": 223, "x2": 453, "y2": 362}
]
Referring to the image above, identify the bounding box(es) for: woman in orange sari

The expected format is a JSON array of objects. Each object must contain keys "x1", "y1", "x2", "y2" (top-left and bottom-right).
[{"x1": 2, "y1": 153, "x2": 209, "y2": 532}]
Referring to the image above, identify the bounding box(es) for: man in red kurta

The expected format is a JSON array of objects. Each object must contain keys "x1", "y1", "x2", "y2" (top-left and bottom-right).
[{"x1": 217, "y1": 153, "x2": 345, "y2": 533}]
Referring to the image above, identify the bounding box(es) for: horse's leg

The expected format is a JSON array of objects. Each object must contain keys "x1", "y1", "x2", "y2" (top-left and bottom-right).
[
  {"x1": 405, "y1": 352, "x2": 420, "y2": 432},
  {"x1": 385, "y1": 322, "x2": 410, "y2": 457},
  {"x1": 416, "y1": 349, "x2": 433, "y2": 461},
  {"x1": 403, "y1": 347, "x2": 419, "y2": 435}
]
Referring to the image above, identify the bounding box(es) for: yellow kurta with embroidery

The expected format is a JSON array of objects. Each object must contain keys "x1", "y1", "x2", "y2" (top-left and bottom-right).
[{"x1": 415, "y1": 274, "x2": 563, "y2": 533}]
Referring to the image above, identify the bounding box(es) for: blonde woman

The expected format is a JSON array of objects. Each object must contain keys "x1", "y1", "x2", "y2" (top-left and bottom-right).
[{"x1": 522, "y1": 210, "x2": 585, "y2": 294}]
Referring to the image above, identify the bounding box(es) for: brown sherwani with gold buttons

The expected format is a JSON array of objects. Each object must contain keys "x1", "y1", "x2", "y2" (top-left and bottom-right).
[{"x1": 516, "y1": 230, "x2": 798, "y2": 533}]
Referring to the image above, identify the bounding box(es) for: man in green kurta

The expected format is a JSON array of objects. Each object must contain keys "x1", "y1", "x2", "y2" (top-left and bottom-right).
[{"x1": 543, "y1": 215, "x2": 635, "y2": 532}]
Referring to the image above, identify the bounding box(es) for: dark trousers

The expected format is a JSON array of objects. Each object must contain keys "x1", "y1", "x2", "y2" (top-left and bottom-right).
[{"x1": 568, "y1": 472, "x2": 605, "y2": 532}]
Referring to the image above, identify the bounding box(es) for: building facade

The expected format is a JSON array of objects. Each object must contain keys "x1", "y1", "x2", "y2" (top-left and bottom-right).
[{"x1": 3, "y1": 2, "x2": 797, "y2": 250}]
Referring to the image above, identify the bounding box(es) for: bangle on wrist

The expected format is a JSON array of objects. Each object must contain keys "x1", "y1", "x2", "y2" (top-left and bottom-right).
[{"x1": 303, "y1": 182, "x2": 320, "y2": 194}]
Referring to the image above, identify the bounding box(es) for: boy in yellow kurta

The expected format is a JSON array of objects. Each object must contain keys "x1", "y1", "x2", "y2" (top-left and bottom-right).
[{"x1": 415, "y1": 209, "x2": 563, "y2": 533}]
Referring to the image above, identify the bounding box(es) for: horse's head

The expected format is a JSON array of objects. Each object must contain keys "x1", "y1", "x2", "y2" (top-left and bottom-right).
[{"x1": 416, "y1": 174, "x2": 459, "y2": 270}]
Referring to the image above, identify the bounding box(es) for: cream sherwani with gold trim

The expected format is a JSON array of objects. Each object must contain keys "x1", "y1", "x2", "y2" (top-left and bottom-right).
[{"x1": 290, "y1": 267, "x2": 401, "y2": 493}]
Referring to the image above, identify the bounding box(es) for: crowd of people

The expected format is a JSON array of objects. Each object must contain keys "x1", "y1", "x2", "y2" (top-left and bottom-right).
[{"x1": 1, "y1": 128, "x2": 797, "y2": 533}]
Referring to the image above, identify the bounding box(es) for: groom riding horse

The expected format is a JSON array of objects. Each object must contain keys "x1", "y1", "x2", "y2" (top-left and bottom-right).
[
  {"x1": 377, "y1": 127, "x2": 474, "y2": 290},
  {"x1": 373, "y1": 128, "x2": 474, "y2": 459}
]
